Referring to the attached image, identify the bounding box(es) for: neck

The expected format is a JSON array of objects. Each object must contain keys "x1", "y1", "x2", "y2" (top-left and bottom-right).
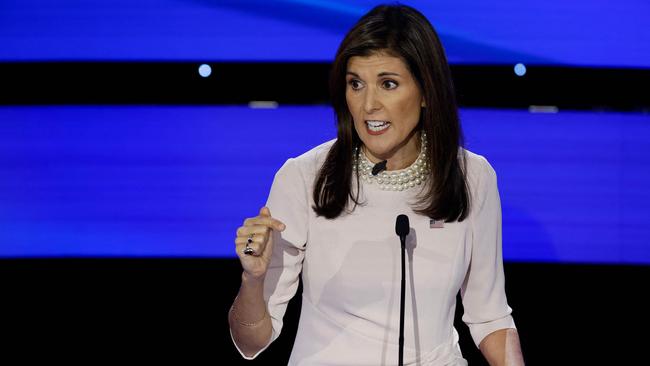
[{"x1": 362, "y1": 131, "x2": 422, "y2": 171}]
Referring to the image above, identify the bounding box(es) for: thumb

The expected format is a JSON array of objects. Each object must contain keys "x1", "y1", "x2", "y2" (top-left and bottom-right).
[
  {"x1": 259, "y1": 206, "x2": 285, "y2": 231},
  {"x1": 259, "y1": 206, "x2": 271, "y2": 217}
]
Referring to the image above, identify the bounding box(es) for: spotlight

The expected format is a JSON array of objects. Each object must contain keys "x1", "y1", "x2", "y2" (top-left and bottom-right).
[
  {"x1": 198, "y1": 64, "x2": 212, "y2": 78},
  {"x1": 514, "y1": 63, "x2": 526, "y2": 77}
]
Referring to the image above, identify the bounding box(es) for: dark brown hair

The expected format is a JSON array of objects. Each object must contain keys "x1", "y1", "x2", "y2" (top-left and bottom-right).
[{"x1": 312, "y1": 4, "x2": 470, "y2": 222}]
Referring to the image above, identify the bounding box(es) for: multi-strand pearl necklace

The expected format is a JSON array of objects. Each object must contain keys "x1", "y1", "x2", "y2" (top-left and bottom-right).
[{"x1": 353, "y1": 132, "x2": 430, "y2": 191}]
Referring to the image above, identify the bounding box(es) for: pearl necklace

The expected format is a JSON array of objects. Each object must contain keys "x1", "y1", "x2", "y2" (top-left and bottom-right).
[{"x1": 353, "y1": 132, "x2": 430, "y2": 191}]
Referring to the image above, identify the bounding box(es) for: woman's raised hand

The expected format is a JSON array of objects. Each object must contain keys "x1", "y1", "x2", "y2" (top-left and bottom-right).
[{"x1": 235, "y1": 206, "x2": 286, "y2": 280}]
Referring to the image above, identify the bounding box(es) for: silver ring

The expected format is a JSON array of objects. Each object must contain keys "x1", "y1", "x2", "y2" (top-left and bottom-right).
[
  {"x1": 243, "y1": 245, "x2": 255, "y2": 255},
  {"x1": 244, "y1": 234, "x2": 255, "y2": 255}
]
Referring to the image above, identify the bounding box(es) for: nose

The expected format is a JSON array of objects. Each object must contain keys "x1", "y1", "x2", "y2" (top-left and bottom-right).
[{"x1": 363, "y1": 86, "x2": 382, "y2": 114}]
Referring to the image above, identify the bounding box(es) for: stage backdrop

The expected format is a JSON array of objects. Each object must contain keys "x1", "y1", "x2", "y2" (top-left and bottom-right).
[
  {"x1": 0, "y1": 0, "x2": 648, "y2": 68},
  {"x1": 1, "y1": 105, "x2": 649, "y2": 264}
]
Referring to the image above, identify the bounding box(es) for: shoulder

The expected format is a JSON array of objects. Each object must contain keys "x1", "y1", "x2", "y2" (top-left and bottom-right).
[
  {"x1": 273, "y1": 138, "x2": 336, "y2": 186},
  {"x1": 278, "y1": 138, "x2": 336, "y2": 177},
  {"x1": 460, "y1": 147, "x2": 498, "y2": 209},
  {"x1": 462, "y1": 148, "x2": 496, "y2": 182},
  {"x1": 292, "y1": 138, "x2": 336, "y2": 168}
]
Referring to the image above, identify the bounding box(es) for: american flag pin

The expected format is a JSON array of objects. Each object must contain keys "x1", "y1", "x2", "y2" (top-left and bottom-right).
[{"x1": 429, "y1": 219, "x2": 444, "y2": 228}]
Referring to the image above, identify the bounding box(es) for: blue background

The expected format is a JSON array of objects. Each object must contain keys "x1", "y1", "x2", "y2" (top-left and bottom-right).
[
  {"x1": 2, "y1": 105, "x2": 649, "y2": 263},
  {"x1": 1, "y1": 0, "x2": 649, "y2": 68},
  {"x1": 2, "y1": 1, "x2": 649, "y2": 262}
]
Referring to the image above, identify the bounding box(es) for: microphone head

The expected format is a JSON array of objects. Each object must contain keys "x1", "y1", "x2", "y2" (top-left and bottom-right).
[
  {"x1": 371, "y1": 160, "x2": 388, "y2": 176},
  {"x1": 395, "y1": 214, "x2": 410, "y2": 238}
]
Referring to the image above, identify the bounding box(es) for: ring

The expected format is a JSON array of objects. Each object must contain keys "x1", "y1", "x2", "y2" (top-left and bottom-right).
[
  {"x1": 243, "y1": 245, "x2": 255, "y2": 255},
  {"x1": 244, "y1": 234, "x2": 255, "y2": 255}
]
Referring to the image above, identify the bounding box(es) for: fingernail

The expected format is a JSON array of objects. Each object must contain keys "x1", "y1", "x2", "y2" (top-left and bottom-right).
[{"x1": 279, "y1": 224, "x2": 286, "y2": 230}]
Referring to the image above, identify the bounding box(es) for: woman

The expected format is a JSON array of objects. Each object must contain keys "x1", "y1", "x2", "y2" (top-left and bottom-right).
[{"x1": 229, "y1": 4, "x2": 524, "y2": 365}]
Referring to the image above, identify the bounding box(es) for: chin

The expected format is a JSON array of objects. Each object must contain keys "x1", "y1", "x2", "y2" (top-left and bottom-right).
[
  {"x1": 363, "y1": 140, "x2": 395, "y2": 159},
  {"x1": 357, "y1": 127, "x2": 398, "y2": 154}
]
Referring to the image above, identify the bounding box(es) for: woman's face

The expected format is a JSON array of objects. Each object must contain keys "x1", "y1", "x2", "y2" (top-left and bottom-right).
[{"x1": 346, "y1": 52, "x2": 425, "y2": 165}]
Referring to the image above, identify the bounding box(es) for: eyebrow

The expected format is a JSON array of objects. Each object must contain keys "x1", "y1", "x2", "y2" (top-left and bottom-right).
[{"x1": 346, "y1": 71, "x2": 401, "y2": 78}]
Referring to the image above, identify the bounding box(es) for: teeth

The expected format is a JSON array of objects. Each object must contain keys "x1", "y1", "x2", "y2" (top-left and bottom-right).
[{"x1": 366, "y1": 120, "x2": 390, "y2": 132}]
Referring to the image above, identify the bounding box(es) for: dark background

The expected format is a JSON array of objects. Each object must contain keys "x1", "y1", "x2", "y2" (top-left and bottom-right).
[
  {"x1": 2, "y1": 258, "x2": 649, "y2": 364},
  {"x1": 1, "y1": 63, "x2": 648, "y2": 111}
]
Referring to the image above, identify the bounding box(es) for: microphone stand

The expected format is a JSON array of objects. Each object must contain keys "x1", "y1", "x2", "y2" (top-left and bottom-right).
[
  {"x1": 399, "y1": 232, "x2": 406, "y2": 366},
  {"x1": 395, "y1": 214, "x2": 409, "y2": 366}
]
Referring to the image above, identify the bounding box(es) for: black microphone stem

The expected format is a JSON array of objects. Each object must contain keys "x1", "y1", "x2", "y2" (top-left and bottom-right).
[
  {"x1": 395, "y1": 214, "x2": 409, "y2": 366},
  {"x1": 399, "y1": 236, "x2": 406, "y2": 366}
]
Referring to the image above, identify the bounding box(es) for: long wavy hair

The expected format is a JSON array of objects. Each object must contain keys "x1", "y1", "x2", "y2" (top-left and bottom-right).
[{"x1": 312, "y1": 4, "x2": 470, "y2": 222}]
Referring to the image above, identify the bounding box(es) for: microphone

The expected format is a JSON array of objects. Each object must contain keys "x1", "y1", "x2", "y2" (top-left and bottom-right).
[
  {"x1": 395, "y1": 214, "x2": 410, "y2": 245},
  {"x1": 371, "y1": 160, "x2": 388, "y2": 176},
  {"x1": 394, "y1": 214, "x2": 410, "y2": 366}
]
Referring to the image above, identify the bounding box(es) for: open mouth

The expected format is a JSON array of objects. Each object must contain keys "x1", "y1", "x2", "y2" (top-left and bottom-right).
[{"x1": 365, "y1": 120, "x2": 391, "y2": 132}]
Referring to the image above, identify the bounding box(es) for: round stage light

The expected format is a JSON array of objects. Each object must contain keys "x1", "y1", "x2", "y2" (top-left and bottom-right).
[{"x1": 198, "y1": 64, "x2": 212, "y2": 78}]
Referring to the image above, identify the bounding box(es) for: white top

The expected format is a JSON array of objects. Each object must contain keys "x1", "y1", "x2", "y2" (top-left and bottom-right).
[{"x1": 232, "y1": 139, "x2": 516, "y2": 365}]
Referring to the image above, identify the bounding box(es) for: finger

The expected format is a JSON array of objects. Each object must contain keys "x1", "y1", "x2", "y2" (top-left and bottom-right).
[
  {"x1": 235, "y1": 236, "x2": 266, "y2": 257},
  {"x1": 243, "y1": 224, "x2": 272, "y2": 236},
  {"x1": 243, "y1": 213, "x2": 274, "y2": 227},
  {"x1": 235, "y1": 228, "x2": 268, "y2": 247},
  {"x1": 236, "y1": 243, "x2": 262, "y2": 257},
  {"x1": 235, "y1": 231, "x2": 265, "y2": 245},
  {"x1": 236, "y1": 223, "x2": 269, "y2": 236},
  {"x1": 244, "y1": 216, "x2": 285, "y2": 232}
]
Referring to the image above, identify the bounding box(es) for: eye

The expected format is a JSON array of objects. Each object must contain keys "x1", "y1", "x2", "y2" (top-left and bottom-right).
[
  {"x1": 382, "y1": 80, "x2": 398, "y2": 90},
  {"x1": 348, "y1": 79, "x2": 363, "y2": 90}
]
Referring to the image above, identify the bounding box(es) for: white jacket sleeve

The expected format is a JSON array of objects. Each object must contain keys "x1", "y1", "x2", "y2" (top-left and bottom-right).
[
  {"x1": 232, "y1": 157, "x2": 309, "y2": 359},
  {"x1": 460, "y1": 156, "x2": 516, "y2": 347}
]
